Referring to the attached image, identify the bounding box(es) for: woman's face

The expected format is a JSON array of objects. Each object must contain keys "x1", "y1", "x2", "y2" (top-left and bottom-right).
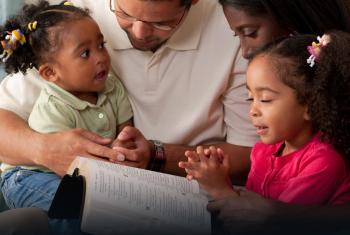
[{"x1": 223, "y1": 5, "x2": 290, "y2": 59}]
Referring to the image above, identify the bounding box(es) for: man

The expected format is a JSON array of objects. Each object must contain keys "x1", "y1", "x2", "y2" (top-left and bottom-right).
[{"x1": 0, "y1": 0, "x2": 257, "y2": 181}]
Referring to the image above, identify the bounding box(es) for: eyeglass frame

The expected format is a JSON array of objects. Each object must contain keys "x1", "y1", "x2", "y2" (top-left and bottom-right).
[{"x1": 109, "y1": 0, "x2": 189, "y2": 31}]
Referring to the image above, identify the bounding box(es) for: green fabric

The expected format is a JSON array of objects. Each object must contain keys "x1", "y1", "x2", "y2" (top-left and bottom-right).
[
  {"x1": 1, "y1": 74, "x2": 133, "y2": 172},
  {"x1": 29, "y1": 75, "x2": 132, "y2": 136}
]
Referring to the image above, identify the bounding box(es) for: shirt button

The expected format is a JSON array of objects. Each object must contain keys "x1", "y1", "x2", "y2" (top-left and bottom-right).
[{"x1": 98, "y1": 113, "x2": 104, "y2": 119}]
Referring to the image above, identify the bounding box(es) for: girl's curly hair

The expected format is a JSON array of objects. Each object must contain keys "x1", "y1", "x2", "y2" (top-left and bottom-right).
[
  {"x1": 0, "y1": 0, "x2": 90, "y2": 74},
  {"x1": 310, "y1": 31, "x2": 350, "y2": 159},
  {"x1": 251, "y1": 31, "x2": 350, "y2": 161}
]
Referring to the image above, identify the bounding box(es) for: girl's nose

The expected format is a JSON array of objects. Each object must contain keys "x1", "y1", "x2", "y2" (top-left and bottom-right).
[{"x1": 249, "y1": 103, "x2": 260, "y2": 117}]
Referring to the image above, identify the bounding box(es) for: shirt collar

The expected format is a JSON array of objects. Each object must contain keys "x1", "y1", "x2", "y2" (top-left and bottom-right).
[
  {"x1": 110, "y1": 1, "x2": 203, "y2": 51},
  {"x1": 45, "y1": 75, "x2": 115, "y2": 110}
]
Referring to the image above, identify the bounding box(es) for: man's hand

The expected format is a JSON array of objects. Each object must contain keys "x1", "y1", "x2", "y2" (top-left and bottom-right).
[
  {"x1": 112, "y1": 126, "x2": 151, "y2": 169},
  {"x1": 38, "y1": 128, "x2": 120, "y2": 176}
]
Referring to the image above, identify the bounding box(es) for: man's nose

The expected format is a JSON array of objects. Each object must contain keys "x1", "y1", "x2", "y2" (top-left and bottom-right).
[{"x1": 132, "y1": 21, "x2": 153, "y2": 39}]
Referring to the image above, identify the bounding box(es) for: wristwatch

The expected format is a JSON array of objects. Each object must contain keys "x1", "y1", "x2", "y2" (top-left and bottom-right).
[{"x1": 148, "y1": 140, "x2": 166, "y2": 172}]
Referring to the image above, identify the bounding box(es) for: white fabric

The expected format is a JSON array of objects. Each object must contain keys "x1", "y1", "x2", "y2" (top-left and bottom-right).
[
  {"x1": 0, "y1": 70, "x2": 45, "y2": 120},
  {"x1": 0, "y1": 0, "x2": 258, "y2": 146}
]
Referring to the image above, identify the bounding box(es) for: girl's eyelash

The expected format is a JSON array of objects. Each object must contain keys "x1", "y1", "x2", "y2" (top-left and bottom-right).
[{"x1": 245, "y1": 98, "x2": 272, "y2": 103}]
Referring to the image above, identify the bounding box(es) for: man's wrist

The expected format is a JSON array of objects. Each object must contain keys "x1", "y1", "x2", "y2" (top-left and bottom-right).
[
  {"x1": 35, "y1": 132, "x2": 49, "y2": 166},
  {"x1": 147, "y1": 140, "x2": 166, "y2": 172}
]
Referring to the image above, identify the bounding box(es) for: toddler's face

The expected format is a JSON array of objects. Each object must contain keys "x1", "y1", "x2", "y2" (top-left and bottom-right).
[{"x1": 50, "y1": 17, "x2": 111, "y2": 97}]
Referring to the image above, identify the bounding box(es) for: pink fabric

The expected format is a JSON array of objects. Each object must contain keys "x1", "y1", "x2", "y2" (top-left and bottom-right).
[{"x1": 246, "y1": 135, "x2": 350, "y2": 205}]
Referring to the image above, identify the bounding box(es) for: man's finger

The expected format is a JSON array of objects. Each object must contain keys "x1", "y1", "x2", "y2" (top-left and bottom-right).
[
  {"x1": 112, "y1": 146, "x2": 139, "y2": 162},
  {"x1": 112, "y1": 140, "x2": 137, "y2": 149},
  {"x1": 117, "y1": 126, "x2": 141, "y2": 141},
  {"x1": 85, "y1": 142, "x2": 119, "y2": 161},
  {"x1": 79, "y1": 129, "x2": 112, "y2": 144}
]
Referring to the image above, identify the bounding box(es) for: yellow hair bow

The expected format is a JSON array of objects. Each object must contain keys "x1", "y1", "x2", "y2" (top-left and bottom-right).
[
  {"x1": 63, "y1": 1, "x2": 74, "y2": 6},
  {"x1": 27, "y1": 21, "x2": 38, "y2": 32}
]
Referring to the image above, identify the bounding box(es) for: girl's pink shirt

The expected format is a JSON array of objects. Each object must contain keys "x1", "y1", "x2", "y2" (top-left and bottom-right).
[{"x1": 246, "y1": 135, "x2": 350, "y2": 205}]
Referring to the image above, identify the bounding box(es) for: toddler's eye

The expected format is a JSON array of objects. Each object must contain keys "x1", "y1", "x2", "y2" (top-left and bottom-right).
[
  {"x1": 81, "y1": 49, "x2": 90, "y2": 58},
  {"x1": 99, "y1": 41, "x2": 106, "y2": 49}
]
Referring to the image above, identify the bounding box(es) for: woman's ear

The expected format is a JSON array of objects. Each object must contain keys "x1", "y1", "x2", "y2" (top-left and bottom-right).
[{"x1": 38, "y1": 63, "x2": 57, "y2": 82}]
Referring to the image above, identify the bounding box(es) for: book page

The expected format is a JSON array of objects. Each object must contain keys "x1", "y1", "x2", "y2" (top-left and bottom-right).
[
  {"x1": 69, "y1": 157, "x2": 200, "y2": 194},
  {"x1": 97, "y1": 159, "x2": 201, "y2": 194},
  {"x1": 71, "y1": 157, "x2": 211, "y2": 235}
]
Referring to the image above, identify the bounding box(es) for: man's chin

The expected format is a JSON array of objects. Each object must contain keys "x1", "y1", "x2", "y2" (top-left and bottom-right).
[
  {"x1": 128, "y1": 37, "x2": 165, "y2": 52},
  {"x1": 130, "y1": 41, "x2": 158, "y2": 51}
]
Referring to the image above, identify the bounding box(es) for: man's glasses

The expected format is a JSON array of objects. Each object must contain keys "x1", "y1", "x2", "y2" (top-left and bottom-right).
[{"x1": 109, "y1": 0, "x2": 188, "y2": 31}]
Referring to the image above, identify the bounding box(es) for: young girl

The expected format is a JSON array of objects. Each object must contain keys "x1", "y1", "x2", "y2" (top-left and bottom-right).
[
  {"x1": 0, "y1": 0, "x2": 132, "y2": 212},
  {"x1": 179, "y1": 31, "x2": 350, "y2": 205}
]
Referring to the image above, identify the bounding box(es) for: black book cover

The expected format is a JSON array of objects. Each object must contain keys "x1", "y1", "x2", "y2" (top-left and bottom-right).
[{"x1": 48, "y1": 168, "x2": 85, "y2": 219}]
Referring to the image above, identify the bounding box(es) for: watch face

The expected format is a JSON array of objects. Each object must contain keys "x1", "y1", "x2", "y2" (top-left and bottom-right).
[
  {"x1": 149, "y1": 140, "x2": 165, "y2": 172},
  {"x1": 154, "y1": 140, "x2": 163, "y2": 147}
]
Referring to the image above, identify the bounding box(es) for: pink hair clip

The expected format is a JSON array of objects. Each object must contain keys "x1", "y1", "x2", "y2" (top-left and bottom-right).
[{"x1": 307, "y1": 34, "x2": 331, "y2": 67}]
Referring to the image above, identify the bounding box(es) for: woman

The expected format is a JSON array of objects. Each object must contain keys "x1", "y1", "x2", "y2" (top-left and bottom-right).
[
  {"x1": 209, "y1": 0, "x2": 350, "y2": 234},
  {"x1": 219, "y1": 0, "x2": 350, "y2": 58}
]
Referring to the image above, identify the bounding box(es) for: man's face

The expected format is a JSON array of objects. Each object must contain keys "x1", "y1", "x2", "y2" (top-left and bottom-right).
[{"x1": 112, "y1": 0, "x2": 189, "y2": 51}]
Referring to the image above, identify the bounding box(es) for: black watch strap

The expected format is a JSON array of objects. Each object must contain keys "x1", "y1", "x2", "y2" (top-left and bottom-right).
[{"x1": 148, "y1": 140, "x2": 166, "y2": 172}]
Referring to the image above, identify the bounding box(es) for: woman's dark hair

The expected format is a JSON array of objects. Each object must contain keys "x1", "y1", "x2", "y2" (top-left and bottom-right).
[
  {"x1": 219, "y1": 0, "x2": 350, "y2": 34},
  {"x1": 250, "y1": 31, "x2": 350, "y2": 159},
  {"x1": 218, "y1": 0, "x2": 268, "y2": 16},
  {"x1": 0, "y1": 0, "x2": 90, "y2": 74},
  {"x1": 181, "y1": 0, "x2": 192, "y2": 7}
]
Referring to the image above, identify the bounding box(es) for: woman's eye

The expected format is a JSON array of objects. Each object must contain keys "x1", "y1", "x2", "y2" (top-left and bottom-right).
[
  {"x1": 81, "y1": 50, "x2": 90, "y2": 58},
  {"x1": 260, "y1": 99, "x2": 272, "y2": 103},
  {"x1": 242, "y1": 28, "x2": 257, "y2": 37}
]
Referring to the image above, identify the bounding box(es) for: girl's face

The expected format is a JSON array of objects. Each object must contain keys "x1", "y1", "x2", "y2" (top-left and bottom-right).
[
  {"x1": 246, "y1": 55, "x2": 312, "y2": 149},
  {"x1": 44, "y1": 17, "x2": 111, "y2": 99},
  {"x1": 223, "y1": 5, "x2": 290, "y2": 59}
]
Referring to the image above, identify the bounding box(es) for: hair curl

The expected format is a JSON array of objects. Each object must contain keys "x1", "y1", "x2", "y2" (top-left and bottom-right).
[
  {"x1": 251, "y1": 31, "x2": 350, "y2": 161},
  {"x1": 0, "y1": 0, "x2": 90, "y2": 74},
  {"x1": 310, "y1": 31, "x2": 350, "y2": 159}
]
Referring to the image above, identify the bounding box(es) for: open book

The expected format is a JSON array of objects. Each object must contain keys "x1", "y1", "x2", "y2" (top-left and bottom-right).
[{"x1": 49, "y1": 156, "x2": 211, "y2": 235}]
